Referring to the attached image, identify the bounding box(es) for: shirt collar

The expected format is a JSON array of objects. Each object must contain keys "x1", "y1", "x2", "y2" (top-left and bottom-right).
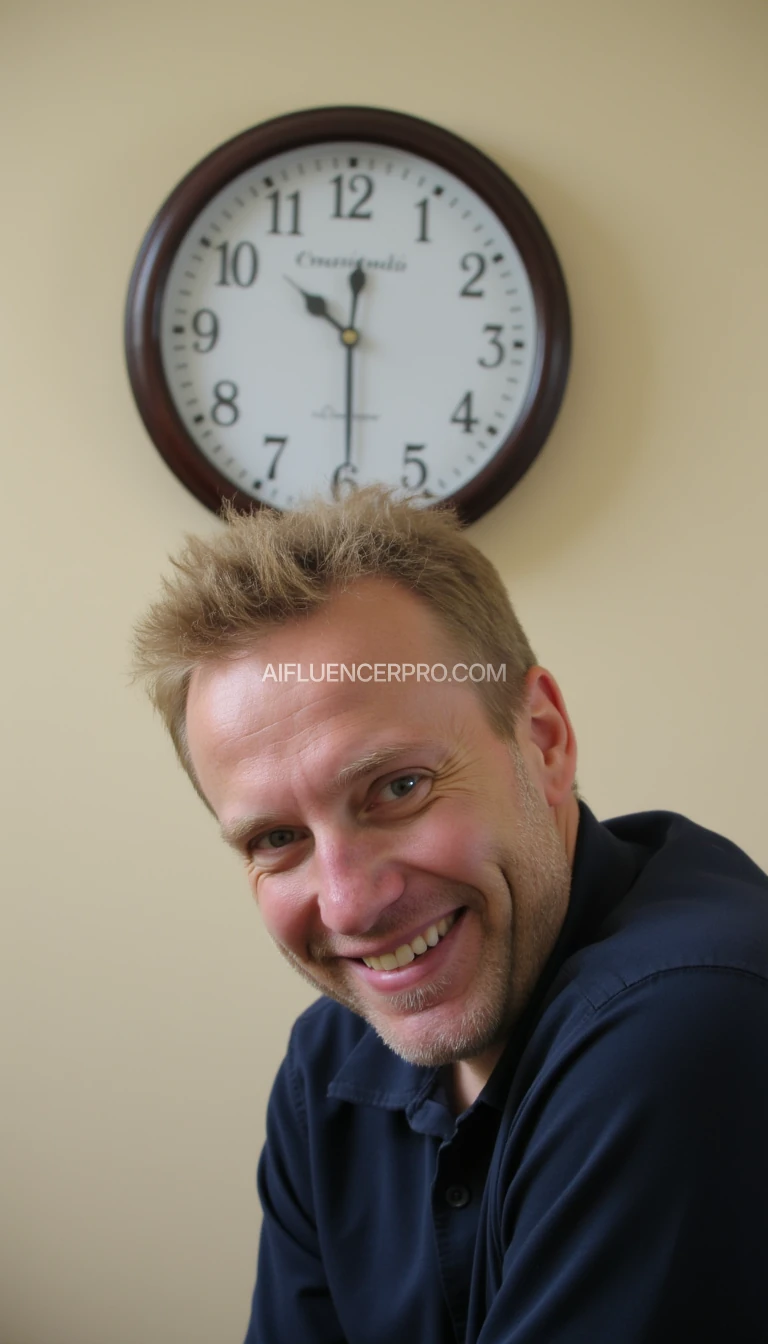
[
  {"x1": 327, "y1": 801, "x2": 647, "y2": 1113},
  {"x1": 327, "y1": 1025, "x2": 436, "y2": 1109}
]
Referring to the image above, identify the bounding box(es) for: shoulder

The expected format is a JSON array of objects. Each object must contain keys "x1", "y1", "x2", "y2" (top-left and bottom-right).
[
  {"x1": 512, "y1": 809, "x2": 768, "y2": 1107},
  {"x1": 574, "y1": 809, "x2": 768, "y2": 1007},
  {"x1": 502, "y1": 965, "x2": 768, "y2": 1204},
  {"x1": 604, "y1": 808, "x2": 768, "y2": 917},
  {"x1": 505, "y1": 966, "x2": 768, "y2": 1214},
  {"x1": 483, "y1": 965, "x2": 768, "y2": 1339}
]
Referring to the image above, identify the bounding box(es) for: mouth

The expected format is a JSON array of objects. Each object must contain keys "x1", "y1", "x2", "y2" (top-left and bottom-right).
[{"x1": 355, "y1": 908, "x2": 465, "y2": 973}]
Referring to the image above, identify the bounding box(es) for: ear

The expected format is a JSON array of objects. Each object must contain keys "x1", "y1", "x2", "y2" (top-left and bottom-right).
[{"x1": 516, "y1": 666, "x2": 577, "y2": 807}]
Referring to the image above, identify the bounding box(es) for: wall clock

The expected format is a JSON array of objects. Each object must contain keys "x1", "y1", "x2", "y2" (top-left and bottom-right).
[{"x1": 125, "y1": 106, "x2": 570, "y2": 524}]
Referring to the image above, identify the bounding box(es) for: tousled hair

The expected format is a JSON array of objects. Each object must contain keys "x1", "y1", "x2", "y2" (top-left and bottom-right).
[{"x1": 132, "y1": 489, "x2": 538, "y2": 803}]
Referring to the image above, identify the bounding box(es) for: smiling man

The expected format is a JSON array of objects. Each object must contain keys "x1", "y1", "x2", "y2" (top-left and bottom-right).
[{"x1": 134, "y1": 491, "x2": 768, "y2": 1344}]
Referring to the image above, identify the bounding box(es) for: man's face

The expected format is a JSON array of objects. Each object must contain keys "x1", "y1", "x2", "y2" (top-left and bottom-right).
[{"x1": 185, "y1": 579, "x2": 572, "y2": 1069}]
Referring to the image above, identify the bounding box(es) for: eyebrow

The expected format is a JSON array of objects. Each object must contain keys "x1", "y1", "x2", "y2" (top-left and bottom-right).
[
  {"x1": 220, "y1": 813, "x2": 275, "y2": 850},
  {"x1": 219, "y1": 741, "x2": 439, "y2": 850},
  {"x1": 334, "y1": 742, "x2": 431, "y2": 789}
]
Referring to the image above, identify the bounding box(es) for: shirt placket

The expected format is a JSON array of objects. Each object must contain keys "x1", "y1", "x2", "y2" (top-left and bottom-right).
[{"x1": 430, "y1": 1103, "x2": 502, "y2": 1344}]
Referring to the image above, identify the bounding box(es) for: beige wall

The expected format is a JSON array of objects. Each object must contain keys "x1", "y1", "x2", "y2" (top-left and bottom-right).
[{"x1": 2, "y1": 1, "x2": 766, "y2": 1340}]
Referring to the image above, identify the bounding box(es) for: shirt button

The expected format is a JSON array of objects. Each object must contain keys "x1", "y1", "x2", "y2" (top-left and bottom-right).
[{"x1": 444, "y1": 1184, "x2": 471, "y2": 1209}]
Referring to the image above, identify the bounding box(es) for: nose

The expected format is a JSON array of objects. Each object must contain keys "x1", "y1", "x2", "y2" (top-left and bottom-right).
[{"x1": 311, "y1": 829, "x2": 406, "y2": 937}]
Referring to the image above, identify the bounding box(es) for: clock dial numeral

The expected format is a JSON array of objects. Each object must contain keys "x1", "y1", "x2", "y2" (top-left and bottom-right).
[
  {"x1": 402, "y1": 444, "x2": 428, "y2": 490},
  {"x1": 215, "y1": 241, "x2": 258, "y2": 287},
  {"x1": 459, "y1": 252, "x2": 485, "y2": 298},
  {"x1": 191, "y1": 309, "x2": 219, "y2": 353},
  {"x1": 450, "y1": 392, "x2": 479, "y2": 434},
  {"x1": 331, "y1": 462, "x2": 359, "y2": 498},
  {"x1": 330, "y1": 173, "x2": 374, "y2": 220},
  {"x1": 264, "y1": 435, "x2": 288, "y2": 479},
  {"x1": 267, "y1": 190, "x2": 302, "y2": 236},
  {"x1": 478, "y1": 324, "x2": 505, "y2": 369},
  {"x1": 415, "y1": 198, "x2": 430, "y2": 243},
  {"x1": 211, "y1": 380, "x2": 240, "y2": 426}
]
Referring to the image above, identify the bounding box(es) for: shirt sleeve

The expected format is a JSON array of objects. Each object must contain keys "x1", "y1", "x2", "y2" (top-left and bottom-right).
[
  {"x1": 473, "y1": 967, "x2": 768, "y2": 1344},
  {"x1": 243, "y1": 1031, "x2": 348, "y2": 1344}
]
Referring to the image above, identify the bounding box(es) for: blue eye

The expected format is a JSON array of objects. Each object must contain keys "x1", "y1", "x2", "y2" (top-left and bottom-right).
[
  {"x1": 382, "y1": 774, "x2": 420, "y2": 800},
  {"x1": 255, "y1": 827, "x2": 299, "y2": 850}
]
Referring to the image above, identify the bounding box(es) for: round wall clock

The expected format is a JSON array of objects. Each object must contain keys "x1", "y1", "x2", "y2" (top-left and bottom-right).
[{"x1": 125, "y1": 106, "x2": 570, "y2": 524}]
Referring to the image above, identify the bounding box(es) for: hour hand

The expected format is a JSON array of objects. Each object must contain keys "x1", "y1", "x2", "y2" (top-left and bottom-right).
[{"x1": 284, "y1": 276, "x2": 344, "y2": 332}]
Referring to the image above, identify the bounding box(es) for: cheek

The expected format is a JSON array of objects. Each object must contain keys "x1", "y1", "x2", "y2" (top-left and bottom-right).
[
  {"x1": 407, "y1": 805, "x2": 496, "y2": 885},
  {"x1": 250, "y1": 869, "x2": 315, "y2": 957}
]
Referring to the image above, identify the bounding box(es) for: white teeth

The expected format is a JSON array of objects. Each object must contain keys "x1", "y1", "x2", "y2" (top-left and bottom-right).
[{"x1": 362, "y1": 911, "x2": 457, "y2": 971}]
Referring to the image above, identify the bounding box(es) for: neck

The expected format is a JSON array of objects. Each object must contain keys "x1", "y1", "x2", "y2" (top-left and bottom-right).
[
  {"x1": 450, "y1": 1044, "x2": 505, "y2": 1114},
  {"x1": 557, "y1": 790, "x2": 581, "y2": 868},
  {"x1": 450, "y1": 794, "x2": 581, "y2": 1114}
]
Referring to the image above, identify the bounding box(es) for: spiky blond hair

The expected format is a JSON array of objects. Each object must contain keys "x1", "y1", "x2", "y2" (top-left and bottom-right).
[{"x1": 133, "y1": 490, "x2": 537, "y2": 800}]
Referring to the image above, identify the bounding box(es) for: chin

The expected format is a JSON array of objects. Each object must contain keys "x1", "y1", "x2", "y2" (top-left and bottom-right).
[
  {"x1": 275, "y1": 940, "x2": 512, "y2": 1068},
  {"x1": 365, "y1": 993, "x2": 511, "y2": 1069}
]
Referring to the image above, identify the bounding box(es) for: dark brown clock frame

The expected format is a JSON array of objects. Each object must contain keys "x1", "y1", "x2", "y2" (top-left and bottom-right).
[{"x1": 125, "y1": 105, "x2": 571, "y2": 525}]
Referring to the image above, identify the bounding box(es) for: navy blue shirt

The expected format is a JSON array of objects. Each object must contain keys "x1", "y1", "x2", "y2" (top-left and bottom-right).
[{"x1": 244, "y1": 805, "x2": 768, "y2": 1343}]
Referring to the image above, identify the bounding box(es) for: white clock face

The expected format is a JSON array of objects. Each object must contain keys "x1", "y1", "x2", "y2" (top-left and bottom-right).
[{"x1": 159, "y1": 140, "x2": 540, "y2": 511}]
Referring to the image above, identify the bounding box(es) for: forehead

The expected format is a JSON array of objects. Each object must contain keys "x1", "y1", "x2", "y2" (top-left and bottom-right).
[{"x1": 185, "y1": 578, "x2": 492, "y2": 808}]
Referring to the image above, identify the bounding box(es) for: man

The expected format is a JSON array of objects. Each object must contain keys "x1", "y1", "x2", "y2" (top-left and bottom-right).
[{"x1": 134, "y1": 490, "x2": 768, "y2": 1343}]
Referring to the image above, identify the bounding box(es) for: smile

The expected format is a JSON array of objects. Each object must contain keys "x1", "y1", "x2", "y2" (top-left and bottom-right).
[{"x1": 360, "y1": 911, "x2": 459, "y2": 972}]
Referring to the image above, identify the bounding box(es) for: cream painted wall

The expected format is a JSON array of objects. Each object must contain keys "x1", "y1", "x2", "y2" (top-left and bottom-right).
[{"x1": 1, "y1": 1, "x2": 766, "y2": 1340}]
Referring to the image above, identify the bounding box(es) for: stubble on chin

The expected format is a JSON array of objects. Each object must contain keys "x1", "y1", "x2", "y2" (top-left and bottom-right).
[{"x1": 270, "y1": 921, "x2": 516, "y2": 1070}]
